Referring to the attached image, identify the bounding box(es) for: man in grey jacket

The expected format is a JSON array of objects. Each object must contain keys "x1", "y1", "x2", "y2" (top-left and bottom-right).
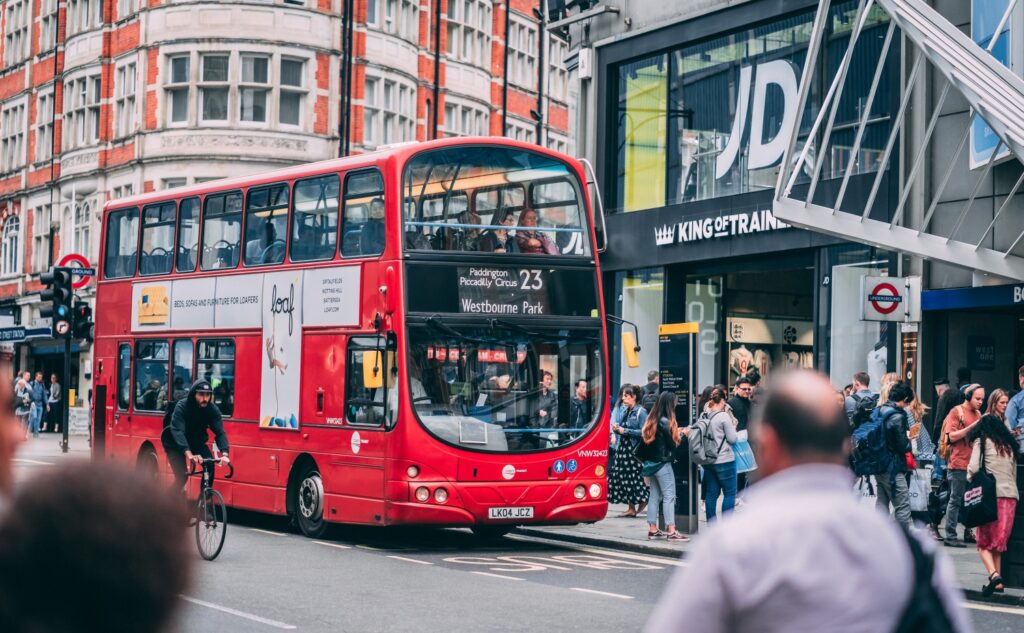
[{"x1": 45, "y1": 374, "x2": 60, "y2": 433}]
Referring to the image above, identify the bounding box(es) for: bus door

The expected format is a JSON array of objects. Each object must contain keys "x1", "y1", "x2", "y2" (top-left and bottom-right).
[{"x1": 111, "y1": 342, "x2": 133, "y2": 459}]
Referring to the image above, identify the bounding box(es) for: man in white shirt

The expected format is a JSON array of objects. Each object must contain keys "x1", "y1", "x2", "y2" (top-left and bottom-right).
[{"x1": 644, "y1": 369, "x2": 971, "y2": 633}]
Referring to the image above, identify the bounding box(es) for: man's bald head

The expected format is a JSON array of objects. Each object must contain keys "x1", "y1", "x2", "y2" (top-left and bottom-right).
[{"x1": 752, "y1": 370, "x2": 850, "y2": 476}]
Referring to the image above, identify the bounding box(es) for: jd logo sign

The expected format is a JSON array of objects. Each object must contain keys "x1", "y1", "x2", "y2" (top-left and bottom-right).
[{"x1": 716, "y1": 60, "x2": 800, "y2": 179}]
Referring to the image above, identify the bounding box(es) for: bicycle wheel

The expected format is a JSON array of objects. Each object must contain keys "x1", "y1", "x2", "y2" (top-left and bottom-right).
[{"x1": 195, "y1": 488, "x2": 227, "y2": 561}]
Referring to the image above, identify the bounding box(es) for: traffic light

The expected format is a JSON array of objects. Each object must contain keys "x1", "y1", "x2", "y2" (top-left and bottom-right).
[
  {"x1": 40, "y1": 267, "x2": 73, "y2": 338},
  {"x1": 72, "y1": 299, "x2": 94, "y2": 343}
]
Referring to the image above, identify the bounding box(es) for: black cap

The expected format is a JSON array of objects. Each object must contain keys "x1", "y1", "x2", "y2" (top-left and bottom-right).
[
  {"x1": 933, "y1": 377, "x2": 950, "y2": 386},
  {"x1": 193, "y1": 380, "x2": 214, "y2": 394}
]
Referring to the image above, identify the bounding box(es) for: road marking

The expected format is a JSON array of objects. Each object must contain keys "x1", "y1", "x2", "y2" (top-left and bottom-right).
[
  {"x1": 506, "y1": 535, "x2": 687, "y2": 567},
  {"x1": 180, "y1": 596, "x2": 297, "y2": 630},
  {"x1": 963, "y1": 602, "x2": 1024, "y2": 616},
  {"x1": 571, "y1": 588, "x2": 634, "y2": 600},
  {"x1": 388, "y1": 555, "x2": 433, "y2": 565},
  {"x1": 12, "y1": 458, "x2": 54, "y2": 466},
  {"x1": 471, "y1": 571, "x2": 524, "y2": 582},
  {"x1": 314, "y1": 541, "x2": 351, "y2": 550},
  {"x1": 355, "y1": 544, "x2": 387, "y2": 551},
  {"x1": 249, "y1": 528, "x2": 286, "y2": 537}
]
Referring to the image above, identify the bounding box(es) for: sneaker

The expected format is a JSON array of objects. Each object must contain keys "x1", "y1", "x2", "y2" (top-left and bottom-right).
[
  {"x1": 666, "y1": 532, "x2": 690, "y2": 541},
  {"x1": 647, "y1": 530, "x2": 666, "y2": 540},
  {"x1": 927, "y1": 524, "x2": 944, "y2": 542},
  {"x1": 943, "y1": 538, "x2": 967, "y2": 548}
]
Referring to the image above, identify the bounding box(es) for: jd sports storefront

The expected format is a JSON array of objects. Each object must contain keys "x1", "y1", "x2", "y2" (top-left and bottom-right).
[{"x1": 595, "y1": 0, "x2": 900, "y2": 391}]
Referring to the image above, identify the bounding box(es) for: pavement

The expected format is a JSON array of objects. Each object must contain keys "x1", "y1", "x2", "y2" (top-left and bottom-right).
[{"x1": 517, "y1": 502, "x2": 1024, "y2": 607}]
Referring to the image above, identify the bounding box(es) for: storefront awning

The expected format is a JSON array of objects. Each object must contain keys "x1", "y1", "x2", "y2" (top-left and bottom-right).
[{"x1": 773, "y1": 0, "x2": 1024, "y2": 281}]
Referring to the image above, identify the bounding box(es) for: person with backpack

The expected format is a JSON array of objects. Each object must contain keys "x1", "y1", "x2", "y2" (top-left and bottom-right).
[
  {"x1": 698, "y1": 385, "x2": 738, "y2": 521},
  {"x1": 644, "y1": 369, "x2": 970, "y2": 633},
  {"x1": 939, "y1": 384, "x2": 984, "y2": 548},
  {"x1": 640, "y1": 370, "x2": 659, "y2": 412},
  {"x1": 966, "y1": 414, "x2": 1019, "y2": 596},
  {"x1": 872, "y1": 381, "x2": 915, "y2": 528},
  {"x1": 844, "y1": 372, "x2": 877, "y2": 428},
  {"x1": 637, "y1": 391, "x2": 688, "y2": 541}
]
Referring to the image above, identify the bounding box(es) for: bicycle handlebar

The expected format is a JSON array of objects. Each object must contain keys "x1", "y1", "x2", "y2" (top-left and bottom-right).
[{"x1": 188, "y1": 457, "x2": 234, "y2": 480}]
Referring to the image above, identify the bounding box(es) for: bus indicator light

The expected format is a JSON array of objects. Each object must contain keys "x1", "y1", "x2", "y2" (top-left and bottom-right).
[
  {"x1": 574, "y1": 485, "x2": 586, "y2": 500},
  {"x1": 589, "y1": 484, "x2": 601, "y2": 499},
  {"x1": 434, "y1": 488, "x2": 448, "y2": 503},
  {"x1": 406, "y1": 465, "x2": 420, "y2": 478},
  {"x1": 415, "y1": 487, "x2": 430, "y2": 502}
]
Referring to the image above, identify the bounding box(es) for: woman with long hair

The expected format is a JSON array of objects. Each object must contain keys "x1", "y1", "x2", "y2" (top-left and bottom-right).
[
  {"x1": 879, "y1": 372, "x2": 900, "y2": 404},
  {"x1": 967, "y1": 414, "x2": 1019, "y2": 595},
  {"x1": 638, "y1": 391, "x2": 688, "y2": 541},
  {"x1": 701, "y1": 385, "x2": 739, "y2": 521},
  {"x1": 985, "y1": 388, "x2": 1009, "y2": 424},
  {"x1": 609, "y1": 384, "x2": 649, "y2": 517}
]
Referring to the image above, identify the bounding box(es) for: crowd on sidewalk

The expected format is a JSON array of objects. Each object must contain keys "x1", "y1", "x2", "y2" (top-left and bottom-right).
[{"x1": 12, "y1": 371, "x2": 61, "y2": 438}]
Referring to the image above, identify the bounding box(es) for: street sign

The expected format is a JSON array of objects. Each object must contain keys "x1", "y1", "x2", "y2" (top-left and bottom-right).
[
  {"x1": 55, "y1": 320, "x2": 70, "y2": 335},
  {"x1": 0, "y1": 326, "x2": 26, "y2": 342},
  {"x1": 861, "y1": 275, "x2": 922, "y2": 322},
  {"x1": 58, "y1": 253, "x2": 94, "y2": 289}
]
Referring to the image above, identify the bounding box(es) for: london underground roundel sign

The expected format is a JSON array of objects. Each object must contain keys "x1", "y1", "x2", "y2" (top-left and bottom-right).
[
  {"x1": 58, "y1": 253, "x2": 93, "y2": 290},
  {"x1": 868, "y1": 282, "x2": 902, "y2": 315}
]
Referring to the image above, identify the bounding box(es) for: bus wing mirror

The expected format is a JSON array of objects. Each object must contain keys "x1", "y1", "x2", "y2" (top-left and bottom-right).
[
  {"x1": 362, "y1": 351, "x2": 396, "y2": 389},
  {"x1": 577, "y1": 158, "x2": 606, "y2": 253},
  {"x1": 622, "y1": 332, "x2": 640, "y2": 368}
]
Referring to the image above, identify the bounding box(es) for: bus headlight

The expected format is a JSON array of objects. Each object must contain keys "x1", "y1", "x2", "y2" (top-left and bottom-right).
[
  {"x1": 595, "y1": 465, "x2": 605, "y2": 477},
  {"x1": 574, "y1": 485, "x2": 586, "y2": 500},
  {"x1": 407, "y1": 465, "x2": 420, "y2": 478},
  {"x1": 434, "y1": 488, "x2": 448, "y2": 503},
  {"x1": 589, "y1": 484, "x2": 601, "y2": 499},
  {"x1": 415, "y1": 487, "x2": 430, "y2": 502}
]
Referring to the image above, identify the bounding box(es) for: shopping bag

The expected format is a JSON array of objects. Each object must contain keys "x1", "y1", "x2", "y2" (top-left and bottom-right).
[
  {"x1": 961, "y1": 440, "x2": 998, "y2": 528},
  {"x1": 733, "y1": 439, "x2": 758, "y2": 473},
  {"x1": 855, "y1": 475, "x2": 877, "y2": 508},
  {"x1": 908, "y1": 468, "x2": 930, "y2": 513}
]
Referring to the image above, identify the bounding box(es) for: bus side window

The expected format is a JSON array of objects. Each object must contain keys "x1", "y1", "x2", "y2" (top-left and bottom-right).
[
  {"x1": 139, "y1": 201, "x2": 176, "y2": 276},
  {"x1": 198, "y1": 339, "x2": 235, "y2": 417},
  {"x1": 171, "y1": 339, "x2": 194, "y2": 407},
  {"x1": 290, "y1": 174, "x2": 339, "y2": 262},
  {"x1": 342, "y1": 169, "x2": 385, "y2": 258},
  {"x1": 134, "y1": 340, "x2": 169, "y2": 412},
  {"x1": 117, "y1": 344, "x2": 131, "y2": 410},
  {"x1": 345, "y1": 337, "x2": 387, "y2": 426},
  {"x1": 201, "y1": 191, "x2": 242, "y2": 270},
  {"x1": 243, "y1": 183, "x2": 289, "y2": 266},
  {"x1": 103, "y1": 207, "x2": 139, "y2": 279},
  {"x1": 176, "y1": 197, "x2": 200, "y2": 272}
]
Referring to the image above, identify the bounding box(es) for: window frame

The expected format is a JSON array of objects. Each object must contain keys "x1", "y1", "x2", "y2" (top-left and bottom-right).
[
  {"x1": 197, "y1": 338, "x2": 235, "y2": 418},
  {"x1": 63, "y1": 74, "x2": 102, "y2": 150},
  {"x1": 35, "y1": 91, "x2": 54, "y2": 163},
  {"x1": 289, "y1": 173, "x2": 340, "y2": 263},
  {"x1": 0, "y1": 215, "x2": 20, "y2": 277},
  {"x1": 39, "y1": 0, "x2": 58, "y2": 52},
  {"x1": 114, "y1": 60, "x2": 138, "y2": 138},
  {"x1": 446, "y1": 0, "x2": 492, "y2": 66},
  {"x1": 238, "y1": 53, "x2": 270, "y2": 124},
  {"x1": 4, "y1": 0, "x2": 30, "y2": 67},
  {"x1": 341, "y1": 168, "x2": 386, "y2": 259},
  {"x1": 169, "y1": 338, "x2": 194, "y2": 408},
  {"x1": 200, "y1": 190, "x2": 243, "y2": 271},
  {"x1": 175, "y1": 196, "x2": 200, "y2": 273},
  {"x1": 362, "y1": 73, "x2": 416, "y2": 149},
  {"x1": 344, "y1": 335, "x2": 392, "y2": 428},
  {"x1": 1, "y1": 99, "x2": 26, "y2": 173},
  {"x1": 242, "y1": 182, "x2": 290, "y2": 267},
  {"x1": 133, "y1": 339, "x2": 170, "y2": 413},
  {"x1": 31, "y1": 204, "x2": 52, "y2": 273},
  {"x1": 103, "y1": 206, "x2": 140, "y2": 280},
  {"x1": 200, "y1": 53, "x2": 230, "y2": 123},
  {"x1": 166, "y1": 54, "x2": 191, "y2": 126},
  {"x1": 117, "y1": 343, "x2": 132, "y2": 410},
  {"x1": 139, "y1": 201, "x2": 177, "y2": 277}
]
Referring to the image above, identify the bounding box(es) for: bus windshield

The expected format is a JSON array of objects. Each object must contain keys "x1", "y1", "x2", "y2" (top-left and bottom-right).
[
  {"x1": 407, "y1": 325, "x2": 602, "y2": 453},
  {"x1": 403, "y1": 146, "x2": 591, "y2": 256}
]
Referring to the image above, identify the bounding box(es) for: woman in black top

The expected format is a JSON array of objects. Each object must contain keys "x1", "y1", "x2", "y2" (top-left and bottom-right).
[{"x1": 638, "y1": 391, "x2": 689, "y2": 541}]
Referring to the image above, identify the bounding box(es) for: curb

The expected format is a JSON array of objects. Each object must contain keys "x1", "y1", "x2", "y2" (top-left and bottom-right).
[
  {"x1": 515, "y1": 527, "x2": 1024, "y2": 607},
  {"x1": 514, "y1": 527, "x2": 689, "y2": 560}
]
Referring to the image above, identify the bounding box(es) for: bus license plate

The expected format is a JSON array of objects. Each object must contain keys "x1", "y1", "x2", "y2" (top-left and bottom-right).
[{"x1": 488, "y1": 506, "x2": 534, "y2": 520}]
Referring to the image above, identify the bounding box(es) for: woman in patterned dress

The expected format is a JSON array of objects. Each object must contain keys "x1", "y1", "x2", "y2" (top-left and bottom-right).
[{"x1": 609, "y1": 384, "x2": 649, "y2": 516}]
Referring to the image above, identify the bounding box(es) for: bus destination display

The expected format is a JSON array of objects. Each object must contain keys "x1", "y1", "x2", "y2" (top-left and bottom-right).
[{"x1": 457, "y1": 267, "x2": 549, "y2": 315}]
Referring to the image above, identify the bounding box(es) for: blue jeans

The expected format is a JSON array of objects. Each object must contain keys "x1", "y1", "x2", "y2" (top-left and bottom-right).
[
  {"x1": 646, "y1": 463, "x2": 676, "y2": 526},
  {"x1": 704, "y1": 460, "x2": 738, "y2": 521},
  {"x1": 29, "y1": 404, "x2": 43, "y2": 435}
]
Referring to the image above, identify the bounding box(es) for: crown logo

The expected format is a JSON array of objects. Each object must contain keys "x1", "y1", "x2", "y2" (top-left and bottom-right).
[{"x1": 655, "y1": 224, "x2": 676, "y2": 246}]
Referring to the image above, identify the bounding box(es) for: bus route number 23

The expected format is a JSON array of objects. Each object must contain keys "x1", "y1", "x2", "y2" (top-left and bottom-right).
[{"x1": 519, "y1": 269, "x2": 544, "y2": 291}]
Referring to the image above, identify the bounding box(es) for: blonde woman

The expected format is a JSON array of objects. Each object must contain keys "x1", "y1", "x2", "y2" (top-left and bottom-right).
[
  {"x1": 986, "y1": 388, "x2": 1009, "y2": 425},
  {"x1": 878, "y1": 372, "x2": 900, "y2": 405}
]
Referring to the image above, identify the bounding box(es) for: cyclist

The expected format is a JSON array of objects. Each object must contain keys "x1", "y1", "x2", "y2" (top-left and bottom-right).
[{"x1": 161, "y1": 380, "x2": 230, "y2": 490}]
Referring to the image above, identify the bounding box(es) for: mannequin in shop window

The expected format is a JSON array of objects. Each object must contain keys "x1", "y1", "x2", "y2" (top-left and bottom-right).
[{"x1": 730, "y1": 345, "x2": 754, "y2": 382}]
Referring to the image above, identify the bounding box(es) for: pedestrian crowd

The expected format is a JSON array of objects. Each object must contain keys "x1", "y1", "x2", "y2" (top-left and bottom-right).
[{"x1": 12, "y1": 370, "x2": 61, "y2": 438}]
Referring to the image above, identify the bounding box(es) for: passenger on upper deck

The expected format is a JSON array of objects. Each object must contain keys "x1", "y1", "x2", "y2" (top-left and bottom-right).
[
  {"x1": 515, "y1": 209, "x2": 558, "y2": 255},
  {"x1": 360, "y1": 197, "x2": 386, "y2": 255},
  {"x1": 479, "y1": 209, "x2": 519, "y2": 253}
]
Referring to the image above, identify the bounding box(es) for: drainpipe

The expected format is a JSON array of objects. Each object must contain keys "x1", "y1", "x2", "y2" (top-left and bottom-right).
[
  {"x1": 432, "y1": 0, "x2": 442, "y2": 138},
  {"x1": 534, "y1": 2, "x2": 545, "y2": 145},
  {"x1": 339, "y1": 0, "x2": 355, "y2": 156},
  {"x1": 501, "y1": 0, "x2": 510, "y2": 135}
]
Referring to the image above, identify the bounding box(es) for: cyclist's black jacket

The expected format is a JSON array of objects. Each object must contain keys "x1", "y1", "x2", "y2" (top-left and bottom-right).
[{"x1": 167, "y1": 380, "x2": 230, "y2": 454}]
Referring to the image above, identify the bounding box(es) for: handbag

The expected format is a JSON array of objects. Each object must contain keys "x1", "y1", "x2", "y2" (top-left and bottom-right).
[
  {"x1": 733, "y1": 438, "x2": 758, "y2": 473},
  {"x1": 909, "y1": 467, "x2": 930, "y2": 513},
  {"x1": 961, "y1": 438, "x2": 999, "y2": 529},
  {"x1": 641, "y1": 461, "x2": 664, "y2": 477}
]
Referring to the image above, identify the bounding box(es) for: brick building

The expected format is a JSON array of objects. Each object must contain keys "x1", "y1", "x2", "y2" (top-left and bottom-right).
[{"x1": 0, "y1": 0, "x2": 572, "y2": 394}]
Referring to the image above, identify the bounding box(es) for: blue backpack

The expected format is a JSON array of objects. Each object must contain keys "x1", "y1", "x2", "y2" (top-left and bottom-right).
[{"x1": 851, "y1": 407, "x2": 893, "y2": 476}]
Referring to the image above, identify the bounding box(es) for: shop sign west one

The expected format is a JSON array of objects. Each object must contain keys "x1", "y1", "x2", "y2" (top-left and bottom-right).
[
  {"x1": 654, "y1": 208, "x2": 790, "y2": 247},
  {"x1": 861, "y1": 275, "x2": 922, "y2": 322}
]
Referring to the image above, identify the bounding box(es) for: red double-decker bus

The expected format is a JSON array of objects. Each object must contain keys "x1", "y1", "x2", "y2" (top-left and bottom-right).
[{"x1": 92, "y1": 138, "x2": 610, "y2": 537}]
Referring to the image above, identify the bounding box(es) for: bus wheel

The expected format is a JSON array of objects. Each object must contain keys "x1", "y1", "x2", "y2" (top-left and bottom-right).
[
  {"x1": 293, "y1": 466, "x2": 328, "y2": 538},
  {"x1": 136, "y1": 447, "x2": 160, "y2": 481},
  {"x1": 471, "y1": 525, "x2": 512, "y2": 540}
]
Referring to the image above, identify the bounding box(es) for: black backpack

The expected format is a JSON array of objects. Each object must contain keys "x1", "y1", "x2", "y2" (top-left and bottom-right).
[
  {"x1": 640, "y1": 386, "x2": 659, "y2": 413},
  {"x1": 850, "y1": 392, "x2": 879, "y2": 428},
  {"x1": 893, "y1": 525, "x2": 956, "y2": 633}
]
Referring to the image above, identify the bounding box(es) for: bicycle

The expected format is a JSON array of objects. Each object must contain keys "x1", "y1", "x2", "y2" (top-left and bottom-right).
[{"x1": 187, "y1": 457, "x2": 234, "y2": 561}]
